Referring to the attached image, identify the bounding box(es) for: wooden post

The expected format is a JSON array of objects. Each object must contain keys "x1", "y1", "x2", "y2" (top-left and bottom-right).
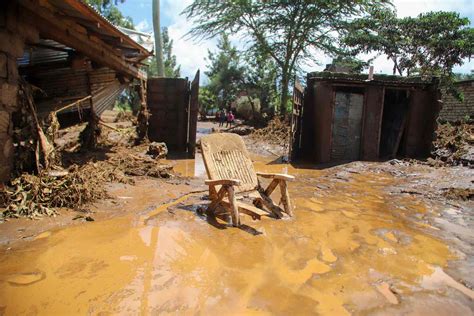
[
  {"x1": 279, "y1": 181, "x2": 293, "y2": 216},
  {"x1": 226, "y1": 185, "x2": 240, "y2": 227}
]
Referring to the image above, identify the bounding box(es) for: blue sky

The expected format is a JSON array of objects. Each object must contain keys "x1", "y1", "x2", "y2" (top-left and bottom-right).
[{"x1": 118, "y1": 0, "x2": 473, "y2": 80}]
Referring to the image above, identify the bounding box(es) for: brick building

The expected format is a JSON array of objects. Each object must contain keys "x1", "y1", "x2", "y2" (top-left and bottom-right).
[{"x1": 439, "y1": 80, "x2": 474, "y2": 121}]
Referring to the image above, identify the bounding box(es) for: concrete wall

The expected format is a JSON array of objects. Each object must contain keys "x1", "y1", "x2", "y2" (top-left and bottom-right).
[
  {"x1": 0, "y1": 3, "x2": 39, "y2": 182},
  {"x1": 439, "y1": 80, "x2": 474, "y2": 121}
]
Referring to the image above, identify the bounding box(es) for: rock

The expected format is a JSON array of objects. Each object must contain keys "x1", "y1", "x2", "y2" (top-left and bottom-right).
[{"x1": 146, "y1": 142, "x2": 168, "y2": 159}]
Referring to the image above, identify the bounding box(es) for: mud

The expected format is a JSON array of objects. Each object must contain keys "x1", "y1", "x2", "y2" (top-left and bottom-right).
[{"x1": 0, "y1": 121, "x2": 473, "y2": 315}]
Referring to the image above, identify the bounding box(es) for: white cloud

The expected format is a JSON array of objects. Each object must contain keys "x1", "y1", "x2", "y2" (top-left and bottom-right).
[
  {"x1": 158, "y1": 0, "x2": 216, "y2": 82},
  {"x1": 135, "y1": 19, "x2": 151, "y2": 33}
]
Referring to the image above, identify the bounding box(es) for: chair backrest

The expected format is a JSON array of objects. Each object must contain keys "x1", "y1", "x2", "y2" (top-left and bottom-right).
[{"x1": 201, "y1": 133, "x2": 258, "y2": 193}]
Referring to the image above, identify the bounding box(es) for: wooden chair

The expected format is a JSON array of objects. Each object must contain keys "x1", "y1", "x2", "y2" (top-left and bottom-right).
[{"x1": 201, "y1": 133, "x2": 295, "y2": 227}]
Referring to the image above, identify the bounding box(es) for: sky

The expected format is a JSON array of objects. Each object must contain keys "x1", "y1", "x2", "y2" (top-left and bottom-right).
[{"x1": 117, "y1": 0, "x2": 474, "y2": 80}]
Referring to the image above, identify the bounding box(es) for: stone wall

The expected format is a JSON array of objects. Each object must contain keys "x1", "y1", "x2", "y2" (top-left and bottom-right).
[
  {"x1": 0, "y1": 3, "x2": 39, "y2": 182},
  {"x1": 439, "y1": 80, "x2": 474, "y2": 122}
]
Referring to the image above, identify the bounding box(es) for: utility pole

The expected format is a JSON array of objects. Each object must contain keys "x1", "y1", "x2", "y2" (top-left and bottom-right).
[{"x1": 152, "y1": 0, "x2": 164, "y2": 76}]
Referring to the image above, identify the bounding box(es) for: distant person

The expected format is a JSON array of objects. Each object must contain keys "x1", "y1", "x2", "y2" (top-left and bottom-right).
[
  {"x1": 219, "y1": 110, "x2": 226, "y2": 127},
  {"x1": 215, "y1": 110, "x2": 220, "y2": 123},
  {"x1": 226, "y1": 111, "x2": 235, "y2": 128}
]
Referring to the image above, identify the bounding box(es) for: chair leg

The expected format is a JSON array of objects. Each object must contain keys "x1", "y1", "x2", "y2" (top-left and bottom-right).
[
  {"x1": 279, "y1": 181, "x2": 293, "y2": 217},
  {"x1": 207, "y1": 186, "x2": 227, "y2": 213},
  {"x1": 226, "y1": 185, "x2": 240, "y2": 227},
  {"x1": 265, "y1": 179, "x2": 280, "y2": 196}
]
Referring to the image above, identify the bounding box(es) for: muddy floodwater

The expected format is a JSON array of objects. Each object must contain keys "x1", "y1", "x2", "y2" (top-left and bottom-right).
[{"x1": 0, "y1": 155, "x2": 473, "y2": 315}]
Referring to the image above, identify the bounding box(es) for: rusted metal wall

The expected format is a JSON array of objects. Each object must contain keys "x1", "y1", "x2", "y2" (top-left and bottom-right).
[
  {"x1": 187, "y1": 70, "x2": 200, "y2": 157},
  {"x1": 147, "y1": 77, "x2": 190, "y2": 152},
  {"x1": 309, "y1": 81, "x2": 333, "y2": 163},
  {"x1": 361, "y1": 86, "x2": 384, "y2": 160}
]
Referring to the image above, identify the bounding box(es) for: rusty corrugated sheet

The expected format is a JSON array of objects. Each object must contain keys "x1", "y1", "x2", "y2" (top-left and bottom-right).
[
  {"x1": 312, "y1": 81, "x2": 333, "y2": 163},
  {"x1": 92, "y1": 82, "x2": 125, "y2": 116}
]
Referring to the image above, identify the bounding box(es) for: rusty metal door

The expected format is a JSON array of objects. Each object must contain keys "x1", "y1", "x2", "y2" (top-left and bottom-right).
[
  {"x1": 147, "y1": 77, "x2": 189, "y2": 151},
  {"x1": 330, "y1": 92, "x2": 364, "y2": 161},
  {"x1": 289, "y1": 80, "x2": 304, "y2": 161},
  {"x1": 187, "y1": 70, "x2": 200, "y2": 157}
]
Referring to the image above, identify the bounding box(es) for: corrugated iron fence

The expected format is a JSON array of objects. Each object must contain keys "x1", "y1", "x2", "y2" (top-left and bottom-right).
[{"x1": 147, "y1": 70, "x2": 200, "y2": 155}]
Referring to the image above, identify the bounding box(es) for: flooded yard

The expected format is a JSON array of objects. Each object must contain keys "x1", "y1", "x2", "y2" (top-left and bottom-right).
[{"x1": 0, "y1": 142, "x2": 472, "y2": 314}]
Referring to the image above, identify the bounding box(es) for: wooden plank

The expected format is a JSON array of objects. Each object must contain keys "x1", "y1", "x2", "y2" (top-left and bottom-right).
[
  {"x1": 19, "y1": 0, "x2": 145, "y2": 80},
  {"x1": 226, "y1": 185, "x2": 240, "y2": 227},
  {"x1": 62, "y1": 0, "x2": 149, "y2": 59},
  {"x1": 264, "y1": 179, "x2": 279, "y2": 196},
  {"x1": 279, "y1": 181, "x2": 293, "y2": 217}
]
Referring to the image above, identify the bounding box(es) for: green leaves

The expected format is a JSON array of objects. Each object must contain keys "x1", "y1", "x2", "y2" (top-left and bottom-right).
[
  {"x1": 205, "y1": 34, "x2": 245, "y2": 109},
  {"x1": 344, "y1": 10, "x2": 473, "y2": 84}
]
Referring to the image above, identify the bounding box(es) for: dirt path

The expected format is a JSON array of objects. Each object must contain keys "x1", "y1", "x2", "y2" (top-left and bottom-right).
[{"x1": 0, "y1": 121, "x2": 473, "y2": 315}]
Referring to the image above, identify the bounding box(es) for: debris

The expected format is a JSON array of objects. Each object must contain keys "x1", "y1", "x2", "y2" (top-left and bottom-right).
[
  {"x1": 1, "y1": 142, "x2": 174, "y2": 219},
  {"x1": 250, "y1": 116, "x2": 290, "y2": 148},
  {"x1": 146, "y1": 142, "x2": 168, "y2": 159},
  {"x1": 432, "y1": 120, "x2": 473, "y2": 165},
  {"x1": 442, "y1": 188, "x2": 474, "y2": 201},
  {"x1": 79, "y1": 112, "x2": 101, "y2": 150}
]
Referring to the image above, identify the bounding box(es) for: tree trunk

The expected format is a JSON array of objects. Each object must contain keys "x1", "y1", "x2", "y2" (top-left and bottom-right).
[
  {"x1": 279, "y1": 72, "x2": 289, "y2": 116},
  {"x1": 152, "y1": 0, "x2": 164, "y2": 77}
]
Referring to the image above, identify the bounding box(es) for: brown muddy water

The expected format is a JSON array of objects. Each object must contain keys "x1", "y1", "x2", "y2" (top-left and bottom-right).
[{"x1": 0, "y1": 155, "x2": 473, "y2": 315}]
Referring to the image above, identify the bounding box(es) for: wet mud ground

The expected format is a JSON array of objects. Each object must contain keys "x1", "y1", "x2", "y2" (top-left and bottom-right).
[{"x1": 0, "y1": 121, "x2": 473, "y2": 315}]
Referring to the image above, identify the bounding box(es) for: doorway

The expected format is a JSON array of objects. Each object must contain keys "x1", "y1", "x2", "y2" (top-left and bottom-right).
[{"x1": 379, "y1": 89, "x2": 410, "y2": 158}]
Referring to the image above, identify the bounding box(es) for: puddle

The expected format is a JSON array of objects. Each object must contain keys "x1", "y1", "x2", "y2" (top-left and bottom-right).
[{"x1": 0, "y1": 155, "x2": 462, "y2": 314}]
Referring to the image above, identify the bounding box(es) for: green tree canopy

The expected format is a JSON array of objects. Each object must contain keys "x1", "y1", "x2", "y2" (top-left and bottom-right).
[
  {"x1": 325, "y1": 55, "x2": 370, "y2": 74},
  {"x1": 84, "y1": 0, "x2": 134, "y2": 29},
  {"x1": 344, "y1": 10, "x2": 474, "y2": 77},
  {"x1": 242, "y1": 49, "x2": 279, "y2": 116},
  {"x1": 183, "y1": 0, "x2": 392, "y2": 115},
  {"x1": 205, "y1": 34, "x2": 244, "y2": 110}
]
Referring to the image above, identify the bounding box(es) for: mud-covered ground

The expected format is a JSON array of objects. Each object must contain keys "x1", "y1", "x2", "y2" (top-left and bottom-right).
[{"x1": 0, "y1": 118, "x2": 473, "y2": 315}]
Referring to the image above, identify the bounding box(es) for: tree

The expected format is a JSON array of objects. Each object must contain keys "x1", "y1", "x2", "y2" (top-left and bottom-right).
[
  {"x1": 242, "y1": 49, "x2": 279, "y2": 117},
  {"x1": 344, "y1": 10, "x2": 474, "y2": 78},
  {"x1": 205, "y1": 34, "x2": 244, "y2": 110},
  {"x1": 325, "y1": 55, "x2": 369, "y2": 74},
  {"x1": 152, "y1": 0, "x2": 164, "y2": 76},
  {"x1": 183, "y1": 1, "x2": 391, "y2": 115},
  {"x1": 198, "y1": 86, "x2": 217, "y2": 118},
  {"x1": 84, "y1": 0, "x2": 134, "y2": 28},
  {"x1": 148, "y1": 27, "x2": 181, "y2": 78},
  {"x1": 162, "y1": 28, "x2": 181, "y2": 77}
]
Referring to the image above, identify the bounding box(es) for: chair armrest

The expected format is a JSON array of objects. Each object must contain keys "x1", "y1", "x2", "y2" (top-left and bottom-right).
[
  {"x1": 256, "y1": 172, "x2": 295, "y2": 181},
  {"x1": 205, "y1": 179, "x2": 241, "y2": 186}
]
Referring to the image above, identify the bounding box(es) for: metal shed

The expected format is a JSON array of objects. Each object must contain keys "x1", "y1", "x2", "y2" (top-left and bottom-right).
[{"x1": 291, "y1": 72, "x2": 441, "y2": 164}]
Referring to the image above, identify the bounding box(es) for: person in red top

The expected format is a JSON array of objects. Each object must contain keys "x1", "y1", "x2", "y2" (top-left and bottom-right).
[{"x1": 226, "y1": 111, "x2": 235, "y2": 128}]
